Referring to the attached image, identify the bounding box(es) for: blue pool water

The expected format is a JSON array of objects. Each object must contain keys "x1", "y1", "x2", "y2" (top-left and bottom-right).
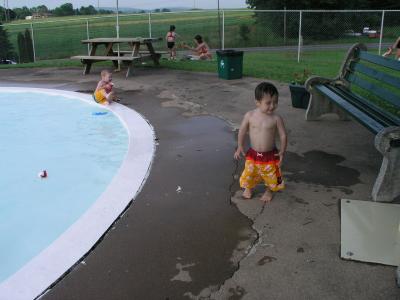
[{"x1": 0, "y1": 91, "x2": 128, "y2": 283}]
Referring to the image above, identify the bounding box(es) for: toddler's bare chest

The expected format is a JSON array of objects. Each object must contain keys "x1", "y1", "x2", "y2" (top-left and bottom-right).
[{"x1": 249, "y1": 119, "x2": 275, "y2": 132}]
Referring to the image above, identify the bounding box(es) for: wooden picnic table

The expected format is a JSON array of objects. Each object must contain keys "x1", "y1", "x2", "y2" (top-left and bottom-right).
[{"x1": 71, "y1": 37, "x2": 164, "y2": 77}]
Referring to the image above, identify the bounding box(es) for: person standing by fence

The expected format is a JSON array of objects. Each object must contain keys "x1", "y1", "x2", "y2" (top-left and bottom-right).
[{"x1": 166, "y1": 25, "x2": 178, "y2": 60}]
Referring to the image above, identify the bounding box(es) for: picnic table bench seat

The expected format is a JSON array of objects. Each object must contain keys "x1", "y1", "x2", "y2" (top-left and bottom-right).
[
  {"x1": 118, "y1": 50, "x2": 168, "y2": 55},
  {"x1": 71, "y1": 55, "x2": 140, "y2": 61},
  {"x1": 71, "y1": 37, "x2": 162, "y2": 78},
  {"x1": 305, "y1": 43, "x2": 400, "y2": 202},
  {"x1": 71, "y1": 55, "x2": 142, "y2": 77}
]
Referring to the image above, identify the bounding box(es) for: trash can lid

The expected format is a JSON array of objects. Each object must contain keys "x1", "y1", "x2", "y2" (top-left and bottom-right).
[{"x1": 216, "y1": 49, "x2": 243, "y2": 56}]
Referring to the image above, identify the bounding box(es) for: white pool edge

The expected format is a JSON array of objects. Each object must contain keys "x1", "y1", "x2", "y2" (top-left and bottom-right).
[{"x1": 0, "y1": 88, "x2": 155, "y2": 300}]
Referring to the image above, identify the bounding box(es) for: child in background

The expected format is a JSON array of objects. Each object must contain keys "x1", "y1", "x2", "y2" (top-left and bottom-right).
[
  {"x1": 166, "y1": 25, "x2": 178, "y2": 60},
  {"x1": 383, "y1": 37, "x2": 400, "y2": 60},
  {"x1": 234, "y1": 82, "x2": 287, "y2": 202},
  {"x1": 94, "y1": 70, "x2": 117, "y2": 105},
  {"x1": 183, "y1": 34, "x2": 212, "y2": 60}
]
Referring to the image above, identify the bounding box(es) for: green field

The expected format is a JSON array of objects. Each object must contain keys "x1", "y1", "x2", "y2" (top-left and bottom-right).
[
  {"x1": 0, "y1": 49, "x2": 346, "y2": 83},
  {"x1": 3, "y1": 10, "x2": 399, "y2": 61}
]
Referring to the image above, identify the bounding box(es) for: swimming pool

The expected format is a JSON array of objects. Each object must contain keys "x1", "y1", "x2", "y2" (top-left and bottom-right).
[{"x1": 0, "y1": 88, "x2": 155, "y2": 300}]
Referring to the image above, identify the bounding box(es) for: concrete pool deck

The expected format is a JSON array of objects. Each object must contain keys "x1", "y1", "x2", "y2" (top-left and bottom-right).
[{"x1": 0, "y1": 66, "x2": 399, "y2": 300}]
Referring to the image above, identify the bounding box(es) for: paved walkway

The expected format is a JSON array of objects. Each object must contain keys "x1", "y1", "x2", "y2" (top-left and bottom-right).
[{"x1": 0, "y1": 67, "x2": 398, "y2": 300}]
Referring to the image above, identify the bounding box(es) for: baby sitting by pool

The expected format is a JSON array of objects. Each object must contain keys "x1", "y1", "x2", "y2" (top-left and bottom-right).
[{"x1": 94, "y1": 70, "x2": 118, "y2": 105}]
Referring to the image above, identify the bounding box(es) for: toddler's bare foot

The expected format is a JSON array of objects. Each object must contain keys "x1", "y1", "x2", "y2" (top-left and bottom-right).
[
  {"x1": 242, "y1": 188, "x2": 252, "y2": 199},
  {"x1": 260, "y1": 190, "x2": 273, "y2": 202}
]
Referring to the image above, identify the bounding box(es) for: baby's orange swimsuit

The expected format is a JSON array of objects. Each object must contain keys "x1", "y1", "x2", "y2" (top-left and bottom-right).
[
  {"x1": 239, "y1": 148, "x2": 284, "y2": 192},
  {"x1": 94, "y1": 83, "x2": 113, "y2": 104}
]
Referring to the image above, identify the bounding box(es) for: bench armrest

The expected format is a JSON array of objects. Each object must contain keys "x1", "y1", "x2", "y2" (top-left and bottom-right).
[
  {"x1": 338, "y1": 43, "x2": 367, "y2": 79},
  {"x1": 306, "y1": 43, "x2": 367, "y2": 92},
  {"x1": 305, "y1": 76, "x2": 334, "y2": 92}
]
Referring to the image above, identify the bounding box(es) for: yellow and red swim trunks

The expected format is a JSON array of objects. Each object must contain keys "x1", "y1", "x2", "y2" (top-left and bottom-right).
[
  {"x1": 93, "y1": 89, "x2": 107, "y2": 104},
  {"x1": 239, "y1": 148, "x2": 284, "y2": 192}
]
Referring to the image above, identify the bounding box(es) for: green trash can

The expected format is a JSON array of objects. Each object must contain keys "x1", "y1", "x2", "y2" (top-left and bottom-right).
[{"x1": 217, "y1": 50, "x2": 243, "y2": 80}]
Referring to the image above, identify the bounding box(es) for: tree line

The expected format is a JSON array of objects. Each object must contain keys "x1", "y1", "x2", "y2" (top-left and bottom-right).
[
  {"x1": 245, "y1": 0, "x2": 400, "y2": 10},
  {"x1": 245, "y1": 0, "x2": 400, "y2": 41},
  {"x1": 0, "y1": 3, "x2": 114, "y2": 22},
  {"x1": 0, "y1": 23, "x2": 35, "y2": 63}
]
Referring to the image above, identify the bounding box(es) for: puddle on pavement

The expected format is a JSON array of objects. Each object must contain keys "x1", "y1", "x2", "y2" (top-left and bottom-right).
[{"x1": 284, "y1": 150, "x2": 361, "y2": 188}]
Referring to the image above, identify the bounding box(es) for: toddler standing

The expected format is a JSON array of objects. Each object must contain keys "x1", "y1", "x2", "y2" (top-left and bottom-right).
[
  {"x1": 234, "y1": 82, "x2": 287, "y2": 202},
  {"x1": 166, "y1": 25, "x2": 178, "y2": 60}
]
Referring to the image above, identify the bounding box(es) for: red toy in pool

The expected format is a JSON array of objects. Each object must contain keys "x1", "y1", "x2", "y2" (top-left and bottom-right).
[{"x1": 38, "y1": 170, "x2": 48, "y2": 178}]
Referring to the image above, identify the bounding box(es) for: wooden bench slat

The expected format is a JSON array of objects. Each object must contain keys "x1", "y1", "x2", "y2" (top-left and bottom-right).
[
  {"x1": 71, "y1": 55, "x2": 140, "y2": 61},
  {"x1": 118, "y1": 50, "x2": 168, "y2": 54},
  {"x1": 81, "y1": 37, "x2": 161, "y2": 44},
  {"x1": 359, "y1": 51, "x2": 400, "y2": 71},
  {"x1": 350, "y1": 62, "x2": 400, "y2": 90},
  {"x1": 328, "y1": 85, "x2": 400, "y2": 127},
  {"x1": 315, "y1": 84, "x2": 385, "y2": 133},
  {"x1": 346, "y1": 73, "x2": 400, "y2": 109}
]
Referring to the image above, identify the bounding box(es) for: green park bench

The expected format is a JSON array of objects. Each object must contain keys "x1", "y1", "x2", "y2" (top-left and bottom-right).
[{"x1": 305, "y1": 43, "x2": 400, "y2": 202}]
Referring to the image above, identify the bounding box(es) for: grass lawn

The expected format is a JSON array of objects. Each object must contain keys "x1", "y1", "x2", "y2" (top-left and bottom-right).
[
  {"x1": 0, "y1": 49, "x2": 346, "y2": 83},
  {"x1": 160, "y1": 50, "x2": 345, "y2": 82}
]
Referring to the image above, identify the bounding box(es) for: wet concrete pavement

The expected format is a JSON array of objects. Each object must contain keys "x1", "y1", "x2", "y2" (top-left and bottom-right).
[
  {"x1": 0, "y1": 66, "x2": 399, "y2": 299},
  {"x1": 40, "y1": 98, "x2": 255, "y2": 299}
]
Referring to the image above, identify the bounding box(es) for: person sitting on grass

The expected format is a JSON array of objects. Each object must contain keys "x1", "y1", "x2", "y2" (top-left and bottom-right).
[
  {"x1": 182, "y1": 34, "x2": 212, "y2": 60},
  {"x1": 234, "y1": 82, "x2": 287, "y2": 203},
  {"x1": 382, "y1": 36, "x2": 400, "y2": 60},
  {"x1": 93, "y1": 70, "x2": 118, "y2": 105}
]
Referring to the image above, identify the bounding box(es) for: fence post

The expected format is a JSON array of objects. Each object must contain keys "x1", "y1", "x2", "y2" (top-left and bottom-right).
[
  {"x1": 284, "y1": 7, "x2": 287, "y2": 45},
  {"x1": 148, "y1": 12, "x2": 152, "y2": 38},
  {"x1": 297, "y1": 10, "x2": 302, "y2": 63},
  {"x1": 379, "y1": 10, "x2": 385, "y2": 55},
  {"x1": 30, "y1": 23, "x2": 36, "y2": 62},
  {"x1": 222, "y1": 10, "x2": 225, "y2": 50},
  {"x1": 86, "y1": 19, "x2": 90, "y2": 55}
]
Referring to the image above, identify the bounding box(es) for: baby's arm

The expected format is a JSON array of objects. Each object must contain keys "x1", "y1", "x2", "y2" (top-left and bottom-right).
[
  {"x1": 383, "y1": 47, "x2": 393, "y2": 57},
  {"x1": 96, "y1": 80, "x2": 106, "y2": 92},
  {"x1": 194, "y1": 43, "x2": 204, "y2": 52},
  {"x1": 276, "y1": 115, "x2": 287, "y2": 166},
  {"x1": 234, "y1": 112, "x2": 250, "y2": 159},
  {"x1": 184, "y1": 44, "x2": 195, "y2": 51}
]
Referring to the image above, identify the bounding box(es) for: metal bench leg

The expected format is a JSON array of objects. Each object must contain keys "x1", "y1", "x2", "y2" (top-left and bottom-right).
[
  {"x1": 306, "y1": 91, "x2": 349, "y2": 121},
  {"x1": 372, "y1": 127, "x2": 400, "y2": 202}
]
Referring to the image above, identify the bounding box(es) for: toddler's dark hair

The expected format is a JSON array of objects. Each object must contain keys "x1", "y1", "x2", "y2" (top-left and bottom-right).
[
  {"x1": 170, "y1": 25, "x2": 176, "y2": 31},
  {"x1": 194, "y1": 34, "x2": 203, "y2": 43},
  {"x1": 255, "y1": 82, "x2": 279, "y2": 101}
]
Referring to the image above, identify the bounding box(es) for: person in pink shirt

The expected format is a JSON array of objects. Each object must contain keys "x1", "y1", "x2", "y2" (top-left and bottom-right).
[
  {"x1": 166, "y1": 25, "x2": 178, "y2": 60},
  {"x1": 183, "y1": 35, "x2": 212, "y2": 60}
]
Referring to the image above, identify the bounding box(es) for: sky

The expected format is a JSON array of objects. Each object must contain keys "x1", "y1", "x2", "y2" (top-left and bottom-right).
[{"x1": 9, "y1": 0, "x2": 247, "y2": 9}]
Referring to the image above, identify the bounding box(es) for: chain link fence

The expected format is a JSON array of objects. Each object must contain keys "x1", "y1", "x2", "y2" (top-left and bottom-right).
[{"x1": 1, "y1": 9, "x2": 399, "y2": 63}]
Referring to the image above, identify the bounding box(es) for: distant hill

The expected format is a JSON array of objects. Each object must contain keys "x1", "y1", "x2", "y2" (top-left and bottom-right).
[{"x1": 100, "y1": 7, "x2": 193, "y2": 13}]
